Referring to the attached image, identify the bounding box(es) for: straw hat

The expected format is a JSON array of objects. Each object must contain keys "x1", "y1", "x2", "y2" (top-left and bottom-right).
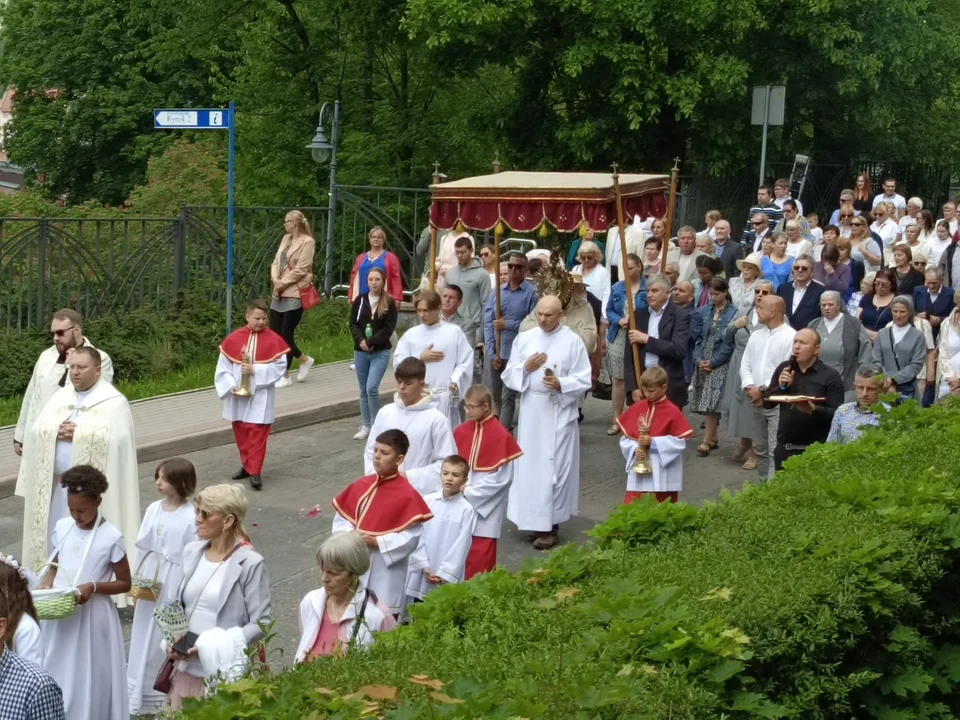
[
  {"x1": 736, "y1": 252, "x2": 763, "y2": 271},
  {"x1": 569, "y1": 272, "x2": 586, "y2": 285}
]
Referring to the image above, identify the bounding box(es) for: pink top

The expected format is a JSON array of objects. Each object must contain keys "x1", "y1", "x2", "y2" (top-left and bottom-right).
[{"x1": 308, "y1": 610, "x2": 342, "y2": 659}]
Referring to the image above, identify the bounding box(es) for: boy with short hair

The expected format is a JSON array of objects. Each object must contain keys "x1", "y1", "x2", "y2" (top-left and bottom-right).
[
  {"x1": 454, "y1": 384, "x2": 522, "y2": 577},
  {"x1": 364, "y1": 357, "x2": 457, "y2": 496},
  {"x1": 406, "y1": 455, "x2": 477, "y2": 601},
  {"x1": 333, "y1": 429, "x2": 433, "y2": 617},
  {"x1": 616, "y1": 366, "x2": 694, "y2": 504}
]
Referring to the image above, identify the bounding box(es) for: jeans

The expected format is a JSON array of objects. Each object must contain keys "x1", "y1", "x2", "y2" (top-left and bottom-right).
[
  {"x1": 269, "y1": 307, "x2": 304, "y2": 369},
  {"x1": 355, "y1": 349, "x2": 391, "y2": 427}
]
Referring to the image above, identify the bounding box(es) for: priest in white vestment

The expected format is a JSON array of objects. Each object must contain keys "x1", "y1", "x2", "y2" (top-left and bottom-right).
[
  {"x1": 393, "y1": 289, "x2": 474, "y2": 428},
  {"x1": 503, "y1": 296, "x2": 592, "y2": 550},
  {"x1": 364, "y1": 357, "x2": 457, "y2": 496},
  {"x1": 16, "y1": 347, "x2": 139, "y2": 582},
  {"x1": 14, "y1": 309, "x2": 113, "y2": 456}
]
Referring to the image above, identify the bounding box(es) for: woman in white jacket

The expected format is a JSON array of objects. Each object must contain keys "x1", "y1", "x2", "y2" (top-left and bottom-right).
[{"x1": 295, "y1": 532, "x2": 397, "y2": 663}]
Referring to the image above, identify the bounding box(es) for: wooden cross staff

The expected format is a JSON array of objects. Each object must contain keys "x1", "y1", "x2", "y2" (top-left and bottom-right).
[
  {"x1": 612, "y1": 163, "x2": 642, "y2": 389},
  {"x1": 661, "y1": 157, "x2": 681, "y2": 271},
  {"x1": 429, "y1": 161, "x2": 440, "y2": 289}
]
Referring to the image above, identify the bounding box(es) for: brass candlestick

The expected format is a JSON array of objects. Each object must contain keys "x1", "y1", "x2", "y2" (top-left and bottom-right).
[
  {"x1": 234, "y1": 342, "x2": 253, "y2": 397},
  {"x1": 631, "y1": 406, "x2": 655, "y2": 475}
]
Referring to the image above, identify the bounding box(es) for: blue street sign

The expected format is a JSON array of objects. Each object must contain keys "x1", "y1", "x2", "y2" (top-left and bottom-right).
[{"x1": 153, "y1": 109, "x2": 230, "y2": 130}]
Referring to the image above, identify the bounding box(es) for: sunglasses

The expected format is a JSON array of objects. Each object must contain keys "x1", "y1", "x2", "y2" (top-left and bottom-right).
[
  {"x1": 480, "y1": 252, "x2": 491, "y2": 258},
  {"x1": 840, "y1": 214, "x2": 853, "y2": 219},
  {"x1": 913, "y1": 261, "x2": 925, "y2": 267},
  {"x1": 507, "y1": 264, "x2": 525, "y2": 270},
  {"x1": 851, "y1": 221, "x2": 867, "y2": 227},
  {"x1": 754, "y1": 289, "x2": 771, "y2": 295},
  {"x1": 49, "y1": 325, "x2": 77, "y2": 339},
  {"x1": 794, "y1": 266, "x2": 812, "y2": 272},
  {"x1": 751, "y1": 221, "x2": 766, "y2": 226},
  {"x1": 195, "y1": 508, "x2": 218, "y2": 521}
]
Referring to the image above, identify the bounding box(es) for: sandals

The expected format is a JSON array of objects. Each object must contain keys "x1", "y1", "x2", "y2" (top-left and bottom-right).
[
  {"x1": 697, "y1": 440, "x2": 719, "y2": 456},
  {"x1": 606, "y1": 424, "x2": 620, "y2": 436},
  {"x1": 742, "y1": 456, "x2": 758, "y2": 471}
]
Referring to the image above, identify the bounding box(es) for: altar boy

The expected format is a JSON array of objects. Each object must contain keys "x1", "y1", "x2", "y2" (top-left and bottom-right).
[
  {"x1": 454, "y1": 385, "x2": 522, "y2": 577},
  {"x1": 333, "y1": 429, "x2": 433, "y2": 617},
  {"x1": 616, "y1": 367, "x2": 694, "y2": 504},
  {"x1": 406, "y1": 455, "x2": 477, "y2": 601}
]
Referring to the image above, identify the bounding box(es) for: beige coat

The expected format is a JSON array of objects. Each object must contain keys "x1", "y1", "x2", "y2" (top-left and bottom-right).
[{"x1": 271, "y1": 234, "x2": 315, "y2": 299}]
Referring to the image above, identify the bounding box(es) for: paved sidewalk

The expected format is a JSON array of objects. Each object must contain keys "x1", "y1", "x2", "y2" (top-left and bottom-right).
[{"x1": 0, "y1": 360, "x2": 393, "y2": 496}]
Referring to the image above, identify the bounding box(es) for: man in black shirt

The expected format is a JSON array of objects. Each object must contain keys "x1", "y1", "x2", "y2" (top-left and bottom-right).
[{"x1": 763, "y1": 328, "x2": 845, "y2": 471}]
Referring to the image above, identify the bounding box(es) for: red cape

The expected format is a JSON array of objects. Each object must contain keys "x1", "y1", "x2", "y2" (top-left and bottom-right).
[
  {"x1": 331, "y1": 474, "x2": 433, "y2": 536},
  {"x1": 219, "y1": 327, "x2": 290, "y2": 364},
  {"x1": 454, "y1": 414, "x2": 523, "y2": 472},
  {"x1": 616, "y1": 397, "x2": 694, "y2": 441}
]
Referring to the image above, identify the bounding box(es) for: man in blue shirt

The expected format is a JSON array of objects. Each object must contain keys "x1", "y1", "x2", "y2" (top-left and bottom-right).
[{"x1": 484, "y1": 252, "x2": 537, "y2": 432}]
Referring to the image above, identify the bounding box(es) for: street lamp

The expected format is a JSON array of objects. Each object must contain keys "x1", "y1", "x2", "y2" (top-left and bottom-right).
[{"x1": 307, "y1": 100, "x2": 340, "y2": 295}]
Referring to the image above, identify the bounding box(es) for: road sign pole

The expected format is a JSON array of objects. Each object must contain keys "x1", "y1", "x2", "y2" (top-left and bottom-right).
[
  {"x1": 759, "y1": 85, "x2": 770, "y2": 187},
  {"x1": 226, "y1": 100, "x2": 236, "y2": 334}
]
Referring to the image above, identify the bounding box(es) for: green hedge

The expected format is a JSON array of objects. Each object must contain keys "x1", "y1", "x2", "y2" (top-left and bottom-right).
[
  {"x1": 173, "y1": 400, "x2": 960, "y2": 719},
  {"x1": 0, "y1": 296, "x2": 352, "y2": 399}
]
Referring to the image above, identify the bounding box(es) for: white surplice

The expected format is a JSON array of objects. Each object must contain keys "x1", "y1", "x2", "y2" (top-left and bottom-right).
[
  {"x1": 17, "y1": 380, "x2": 140, "y2": 581},
  {"x1": 406, "y1": 492, "x2": 477, "y2": 600},
  {"x1": 332, "y1": 513, "x2": 421, "y2": 615},
  {"x1": 41, "y1": 517, "x2": 128, "y2": 720},
  {"x1": 393, "y1": 321, "x2": 474, "y2": 428},
  {"x1": 126, "y1": 500, "x2": 198, "y2": 715},
  {"x1": 619, "y1": 436, "x2": 687, "y2": 493},
  {"x1": 363, "y1": 393, "x2": 457, "y2": 496},
  {"x1": 503, "y1": 325, "x2": 592, "y2": 532},
  {"x1": 15, "y1": 339, "x2": 114, "y2": 445},
  {"x1": 214, "y1": 354, "x2": 287, "y2": 424},
  {"x1": 463, "y1": 463, "x2": 513, "y2": 539}
]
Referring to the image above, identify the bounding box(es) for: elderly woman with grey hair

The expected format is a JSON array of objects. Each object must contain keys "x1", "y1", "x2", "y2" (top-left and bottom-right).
[
  {"x1": 721, "y1": 278, "x2": 775, "y2": 470},
  {"x1": 872, "y1": 295, "x2": 926, "y2": 400},
  {"x1": 807, "y1": 291, "x2": 872, "y2": 401},
  {"x1": 295, "y1": 532, "x2": 397, "y2": 663}
]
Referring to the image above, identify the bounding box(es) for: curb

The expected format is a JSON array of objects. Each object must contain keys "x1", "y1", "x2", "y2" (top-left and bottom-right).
[{"x1": 0, "y1": 392, "x2": 390, "y2": 501}]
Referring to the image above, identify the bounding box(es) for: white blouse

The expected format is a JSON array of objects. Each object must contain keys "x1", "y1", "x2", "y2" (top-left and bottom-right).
[{"x1": 13, "y1": 614, "x2": 43, "y2": 665}]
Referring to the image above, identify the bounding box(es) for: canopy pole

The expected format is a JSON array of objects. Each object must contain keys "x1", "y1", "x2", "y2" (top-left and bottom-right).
[
  {"x1": 662, "y1": 158, "x2": 681, "y2": 271},
  {"x1": 494, "y1": 221, "x2": 503, "y2": 361},
  {"x1": 613, "y1": 163, "x2": 641, "y2": 390},
  {"x1": 429, "y1": 162, "x2": 440, "y2": 290}
]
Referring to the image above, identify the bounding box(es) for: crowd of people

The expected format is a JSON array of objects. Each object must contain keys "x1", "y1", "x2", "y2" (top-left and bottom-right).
[{"x1": 5, "y1": 176, "x2": 960, "y2": 718}]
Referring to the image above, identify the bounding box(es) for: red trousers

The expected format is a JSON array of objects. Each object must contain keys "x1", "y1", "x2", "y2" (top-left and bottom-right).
[
  {"x1": 464, "y1": 537, "x2": 497, "y2": 579},
  {"x1": 232, "y1": 421, "x2": 271, "y2": 475},
  {"x1": 623, "y1": 491, "x2": 678, "y2": 505}
]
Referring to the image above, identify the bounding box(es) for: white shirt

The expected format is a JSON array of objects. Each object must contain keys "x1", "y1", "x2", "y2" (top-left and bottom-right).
[
  {"x1": 53, "y1": 388, "x2": 92, "y2": 475},
  {"x1": 897, "y1": 215, "x2": 918, "y2": 236},
  {"x1": 573, "y1": 264, "x2": 611, "y2": 320},
  {"x1": 785, "y1": 239, "x2": 813, "y2": 259},
  {"x1": 740, "y1": 323, "x2": 797, "y2": 389},
  {"x1": 873, "y1": 193, "x2": 906, "y2": 214},
  {"x1": 182, "y1": 555, "x2": 226, "y2": 675},
  {"x1": 645, "y1": 305, "x2": 665, "y2": 368},
  {"x1": 890, "y1": 323, "x2": 910, "y2": 344},
  {"x1": 926, "y1": 236, "x2": 952, "y2": 267},
  {"x1": 791, "y1": 282, "x2": 811, "y2": 313},
  {"x1": 822, "y1": 314, "x2": 843, "y2": 334}
]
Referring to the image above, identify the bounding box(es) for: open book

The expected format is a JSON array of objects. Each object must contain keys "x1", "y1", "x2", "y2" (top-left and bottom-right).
[{"x1": 767, "y1": 395, "x2": 826, "y2": 404}]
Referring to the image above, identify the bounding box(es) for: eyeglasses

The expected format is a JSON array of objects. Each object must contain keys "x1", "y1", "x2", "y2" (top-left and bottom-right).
[
  {"x1": 874, "y1": 281, "x2": 891, "y2": 288},
  {"x1": 851, "y1": 221, "x2": 867, "y2": 227},
  {"x1": 754, "y1": 289, "x2": 771, "y2": 295},
  {"x1": 480, "y1": 252, "x2": 491, "y2": 258},
  {"x1": 794, "y1": 266, "x2": 812, "y2": 272},
  {"x1": 507, "y1": 264, "x2": 525, "y2": 270},
  {"x1": 49, "y1": 325, "x2": 77, "y2": 339},
  {"x1": 751, "y1": 221, "x2": 765, "y2": 226}
]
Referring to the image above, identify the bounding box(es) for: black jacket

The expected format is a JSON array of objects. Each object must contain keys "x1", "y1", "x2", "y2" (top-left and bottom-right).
[
  {"x1": 778, "y1": 281, "x2": 825, "y2": 330},
  {"x1": 715, "y1": 240, "x2": 743, "y2": 279},
  {"x1": 349, "y1": 295, "x2": 398, "y2": 352},
  {"x1": 623, "y1": 300, "x2": 691, "y2": 408}
]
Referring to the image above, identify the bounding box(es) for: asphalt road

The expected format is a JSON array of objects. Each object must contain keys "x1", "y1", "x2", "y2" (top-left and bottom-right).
[{"x1": 0, "y1": 396, "x2": 750, "y2": 668}]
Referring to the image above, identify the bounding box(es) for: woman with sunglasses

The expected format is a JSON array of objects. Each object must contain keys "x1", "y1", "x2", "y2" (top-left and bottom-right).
[
  {"x1": 721, "y1": 279, "x2": 775, "y2": 471},
  {"x1": 837, "y1": 209, "x2": 856, "y2": 238},
  {"x1": 849, "y1": 216, "x2": 882, "y2": 273},
  {"x1": 856, "y1": 268, "x2": 898, "y2": 342},
  {"x1": 479, "y1": 245, "x2": 498, "y2": 289},
  {"x1": 870, "y1": 202, "x2": 899, "y2": 266}
]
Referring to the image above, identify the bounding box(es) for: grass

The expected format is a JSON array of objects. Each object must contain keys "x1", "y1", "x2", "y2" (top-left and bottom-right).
[{"x1": 0, "y1": 333, "x2": 356, "y2": 427}]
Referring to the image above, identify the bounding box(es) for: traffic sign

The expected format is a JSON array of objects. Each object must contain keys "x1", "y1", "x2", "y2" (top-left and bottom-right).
[{"x1": 153, "y1": 109, "x2": 229, "y2": 130}]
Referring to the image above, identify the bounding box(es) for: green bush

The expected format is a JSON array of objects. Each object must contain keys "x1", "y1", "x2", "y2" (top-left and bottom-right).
[{"x1": 174, "y1": 401, "x2": 960, "y2": 719}]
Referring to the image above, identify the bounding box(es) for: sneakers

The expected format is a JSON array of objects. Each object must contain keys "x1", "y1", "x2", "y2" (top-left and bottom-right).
[
  {"x1": 276, "y1": 376, "x2": 293, "y2": 388},
  {"x1": 353, "y1": 425, "x2": 370, "y2": 440},
  {"x1": 297, "y1": 356, "x2": 315, "y2": 383},
  {"x1": 349, "y1": 363, "x2": 355, "y2": 371}
]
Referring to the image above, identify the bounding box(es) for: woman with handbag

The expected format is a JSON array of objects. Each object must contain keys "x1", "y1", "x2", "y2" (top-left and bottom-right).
[
  {"x1": 163, "y1": 483, "x2": 270, "y2": 710},
  {"x1": 294, "y1": 532, "x2": 396, "y2": 662},
  {"x1": 270, "y1": 210, "x2": 317, "y2": 388},
  {"x1": 126, "y1": 458, "x2": 198, "y2": 716},
  {"x1": 36, "y1": 465, "x2": 132, "y2": 720}
]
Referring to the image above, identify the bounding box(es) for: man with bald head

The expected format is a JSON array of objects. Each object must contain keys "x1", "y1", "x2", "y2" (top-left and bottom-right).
[
  {"x1": 762, "y1": 327, "x2": 844, "y2": 470},
  {"x1": 712, "y1": 219, "x2": 742, "y2": 278},
  {"x1": 672, "y1": 280, "x2": 701, "y2": 384},
  {"x1": 739, "y1": 295, "x2": 796, "y2": 480},
  {"x1": 502, "y1": 295, "x2": 592, "y2": 549}
]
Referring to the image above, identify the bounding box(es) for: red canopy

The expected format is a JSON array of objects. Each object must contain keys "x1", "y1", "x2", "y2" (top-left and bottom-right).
[{"x1": 429, "y1": 171, "x2": 669, "y2": 233}]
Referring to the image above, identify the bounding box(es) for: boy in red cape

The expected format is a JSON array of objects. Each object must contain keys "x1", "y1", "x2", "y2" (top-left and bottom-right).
[
  {"x1": 454, "y1": 385, "x2": 523, "y2": 578},
  {"x1": 616, "y1": 367, "x2": 694, "y2": 504},
  {"x1": 332, "y1": 429, "x2": 433, "y2": 618},
  {"x1": 215, "y1": 299, "x2": 289, "y2": 491}
]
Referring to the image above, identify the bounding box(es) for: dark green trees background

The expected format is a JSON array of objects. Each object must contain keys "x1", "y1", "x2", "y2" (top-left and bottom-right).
[{"x1": 1, "y1": 0, "x2": 958, "y2": 207}]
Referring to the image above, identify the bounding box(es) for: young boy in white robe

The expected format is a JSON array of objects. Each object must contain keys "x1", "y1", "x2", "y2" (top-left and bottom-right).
[
  {"x1": 454, "y1": 385, "x2": 522, "y2": 577},
  {"x1": 406, "y1": 456, "x2": 477, "y2": 602},
  {"x1": 616, "y1": 367, "x2": 694, "y2": 504},
  {"x1": 393, "y1": 289, "x2": 474, "y2": 428},
  {"x1": 364, "y1": 357, "x2": 457, "y2": 496},
  {"x1": 333, "y1": 429, "x2": 433, "y2": 618},
  {"x1": 37, "y1": 465, "x2": 132, "y2": 720}
]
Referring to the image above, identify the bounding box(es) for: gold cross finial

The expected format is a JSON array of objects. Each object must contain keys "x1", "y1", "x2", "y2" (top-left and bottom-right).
[{"x1": 671, "y1": 157, "x2": 681, "y2": 172}]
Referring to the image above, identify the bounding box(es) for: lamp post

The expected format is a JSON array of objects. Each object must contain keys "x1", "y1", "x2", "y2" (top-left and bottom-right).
[{"x1": 306, "y1": 100, "x2": 340, "y2": 295}]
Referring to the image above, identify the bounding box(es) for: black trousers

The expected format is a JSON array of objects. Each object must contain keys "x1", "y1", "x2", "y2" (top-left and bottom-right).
[
  {"x1": 772, "y1": 444, "x2": 804, "y2": 473},
  {"x1": 269, "y1": 307, "x2": 304, "y2": 369}
]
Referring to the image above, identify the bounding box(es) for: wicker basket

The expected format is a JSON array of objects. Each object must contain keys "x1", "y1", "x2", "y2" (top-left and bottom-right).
[
  {"x1": 153, "y1": 600, "x2": 189, "y2": 645},
  {"x1": 31, "y1": 563, "x2": 78, "y2": 620},
  {"x1": 129, "y1": 552, "x2": 163, "y2": 602}
]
